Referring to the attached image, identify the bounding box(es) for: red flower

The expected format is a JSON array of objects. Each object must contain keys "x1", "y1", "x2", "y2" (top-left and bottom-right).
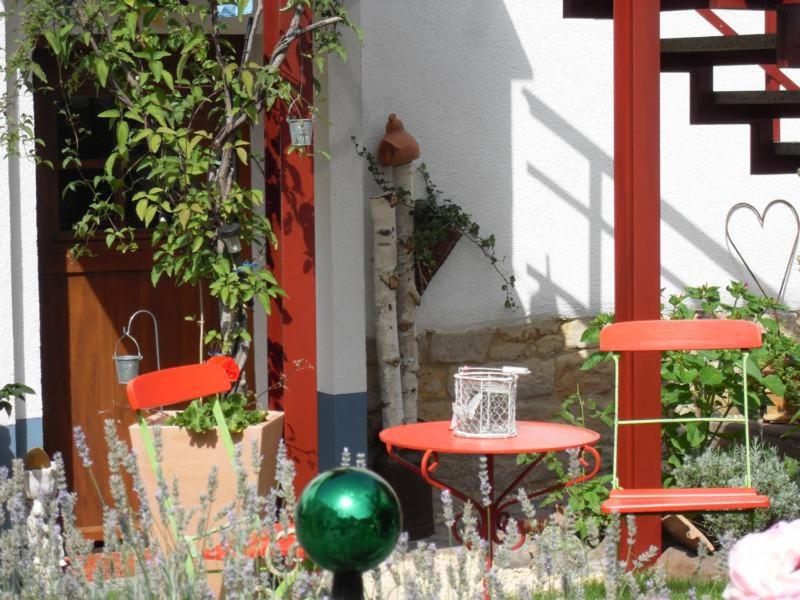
[{"x1": 206, "y1": 355, "x2": 240, "y2": 382}]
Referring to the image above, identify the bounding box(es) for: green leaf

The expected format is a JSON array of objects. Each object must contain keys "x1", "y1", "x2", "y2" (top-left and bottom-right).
[
  {"x1": 98, "y1": 109, "x2": 122, "y2": 119},
  {"x1": 698, "y1": 365, "x2": 724, "y2": 386},
  {"x1": 191, "y1": 237, "x2": 203, "y2": 253},
  {"x1": 241, "y1": 70, "x2": 254, "y2": 95},
  {"x1": 176, "y1": 53, "x2": 189, "y2": 81},
  {"x1": 116, "y1": 121, "x2": 129, "y2": 147},
  {"x1": 763, "y1": 374, "x2": 786, "y2": 397},
  {"x1": 95, "y1": 58, "x2": 109, "y2": 87},
  {"x1": 29, "y1": 61, "x2": 47, "y2": 83},
  {"x1": 581, "y1": 351, "x2": 610, "y2": 371},
  {"x1": 135, "y1": 199, "x2": 148, "y2": 222},
  {"x1": 684, "y1": 422, "x2": 706, "y2": 448},
  {"x1": 182, "y1": 35, "x2": 204, "y2": 55},
  {"x1": 105, "y1": 153, "x2": 117, "y2": 176},
  {"x1": 148, "y1": 134, "x2": 162, "y2": 153},
  {"x1": 144, "y1": 205, "x2": 158, "y2": 227},
  {"x1": 43, "y1": 31, "x2": 60, "y2": 54},
  {"x1": 150, "y1": 60, "x2": 163, "y2": 82}
]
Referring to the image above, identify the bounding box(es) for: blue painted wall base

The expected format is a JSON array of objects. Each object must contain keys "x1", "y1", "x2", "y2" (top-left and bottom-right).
[
  {"x1": 318, "y1": 392, "x2": 367, "y2": 471},
  {"x1": 0, "y1": 417, "x2": 44, "y2": 467}
]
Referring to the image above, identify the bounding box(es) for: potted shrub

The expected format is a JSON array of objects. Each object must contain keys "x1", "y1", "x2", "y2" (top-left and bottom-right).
[{"x1": 127, "y1": 355, "x2": 285, "y2": 543}]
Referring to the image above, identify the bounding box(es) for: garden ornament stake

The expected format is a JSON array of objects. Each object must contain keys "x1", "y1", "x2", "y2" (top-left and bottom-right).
[
  {"x1": 112, "y1": 309, "x2": 161, "y2": 385},
  {"x1": 295, "y1": 467, "x2": 401, "y2": 600},
  {"x1": 724, "y1": 199, "x2": 800, "y2": 303}
]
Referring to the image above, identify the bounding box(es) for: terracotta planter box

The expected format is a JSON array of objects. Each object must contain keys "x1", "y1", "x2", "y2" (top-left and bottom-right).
[{"x1": 129, "y1": 411, "x2": 284, "y2": 548}]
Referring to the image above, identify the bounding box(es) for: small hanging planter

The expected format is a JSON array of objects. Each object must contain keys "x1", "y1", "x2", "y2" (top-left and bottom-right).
[
  {"x1": 415, "y1": 227, "x2": 462, "y2": 293},
  {"x1": 286, "y1": 97, "x2": 315, "y2": 147}
]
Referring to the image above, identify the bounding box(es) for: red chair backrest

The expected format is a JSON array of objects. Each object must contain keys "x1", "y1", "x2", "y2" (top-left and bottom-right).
[
  {"x1": 599, "y1": 319, "x2": 762, "y2": 352},
  {"x1": 126, "y1": 363, "x2": 231, "y2": 410}
]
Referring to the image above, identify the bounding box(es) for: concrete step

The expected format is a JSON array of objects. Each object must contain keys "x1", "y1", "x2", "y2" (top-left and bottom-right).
[{"x1": 661, "y1": 34, "x2": 778, "y2": 71}]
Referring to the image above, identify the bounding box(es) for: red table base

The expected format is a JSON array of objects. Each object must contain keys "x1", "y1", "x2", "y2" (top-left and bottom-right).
[{"x1": 381, "y1": 423, "x2": 600, "y2": 566}]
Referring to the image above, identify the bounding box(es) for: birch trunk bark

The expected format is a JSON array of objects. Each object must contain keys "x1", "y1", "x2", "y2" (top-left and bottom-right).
[
  {"x1": 393, "y1": 163, "x2": 420, "y2": 424},
  {"x1": 370, "y1": 192, "x2": 404, "y2": 427}
]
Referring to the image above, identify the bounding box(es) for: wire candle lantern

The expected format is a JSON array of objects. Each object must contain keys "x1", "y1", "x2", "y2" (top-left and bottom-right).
[{"x1": 451, "y1": 366, "x2": 530, "y2": 438}]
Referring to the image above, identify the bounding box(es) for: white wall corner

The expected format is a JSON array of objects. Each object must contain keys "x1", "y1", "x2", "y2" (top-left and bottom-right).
[
  {"x1": 315, "y1": 0, "x2": 367, "y2": 396},
  {"x1": 1, "y1": 7, "x2": 42, "y2": 423}
]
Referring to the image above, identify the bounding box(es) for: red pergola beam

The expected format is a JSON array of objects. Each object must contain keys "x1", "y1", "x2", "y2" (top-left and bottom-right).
[
  {"x1": 263, "y1": 1, "x2": 319, "y2": 492},
  {"x1": 614, "y1": 0, "x2": 663, "y2": 561}
]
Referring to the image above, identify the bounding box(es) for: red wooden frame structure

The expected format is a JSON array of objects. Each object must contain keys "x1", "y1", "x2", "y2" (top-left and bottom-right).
[
  {"x1": 613, "y1": 2, "x2": 800, "y2": 557},
  {"x1": 264, "y1": 2, "x2": 319, "y2": 491},
  {"x1": 613, "y1": 0, "x2": 663, "y2": 558}
]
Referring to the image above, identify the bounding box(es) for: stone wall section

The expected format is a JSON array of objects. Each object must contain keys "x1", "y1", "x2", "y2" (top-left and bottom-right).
[{"x1": 367, "y1": 316, "x2": 615, "y2": 503}]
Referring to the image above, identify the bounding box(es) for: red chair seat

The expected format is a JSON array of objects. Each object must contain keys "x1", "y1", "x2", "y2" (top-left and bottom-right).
[{"x1": 601, "y1": 487, "x2": 770, "y2": 514}]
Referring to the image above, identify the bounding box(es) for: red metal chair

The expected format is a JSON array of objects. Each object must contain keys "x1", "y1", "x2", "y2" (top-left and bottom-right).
[
  {"x1": 599, "y1": 319, "x2": 770, "y2": 514},
  {"x1": 126, "y1": 363, "x2": 298, "y2": 566}
]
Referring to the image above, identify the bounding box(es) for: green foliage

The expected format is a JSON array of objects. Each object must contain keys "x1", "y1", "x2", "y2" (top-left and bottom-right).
[
  {"x1": 0, "y1": 384, "x2": 33, "y2": 416},
  {"x1": 581, "y1": 281, "x2": 800, "y2": 478},
  {"x1": 518, "y1": 389, "x2": 614, "y2": 542},
  {"x1": 5, "y1": 0, "x2": 355, "y2": 360},
  {"x1": 165, "y1": 393, "x2": 266, "y2": 434},
  {"x1": 352, "y1": 138, "x2": 517, "y2": 308},
  {"x1": 672, "y1": 440, "x2": 800, "y2": 542}
]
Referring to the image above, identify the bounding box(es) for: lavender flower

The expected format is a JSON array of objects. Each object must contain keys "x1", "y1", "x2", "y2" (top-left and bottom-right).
[{"x1": 72, "y1": 426, "x2": 92, "y2": 468}]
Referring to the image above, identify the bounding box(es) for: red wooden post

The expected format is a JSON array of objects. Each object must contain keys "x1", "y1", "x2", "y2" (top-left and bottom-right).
[
  {"x1": 614, "y1": 0, "x2": 662, "y2": 560},
  {"x1": 263, "y1": 2, "x2": 319, "y2": 491},
  {"x1": 766, "y1": 11, "x2": 780, "y2": 141}
]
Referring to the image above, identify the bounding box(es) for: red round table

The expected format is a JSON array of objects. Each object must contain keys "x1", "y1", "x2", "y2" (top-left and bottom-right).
[{"x1": 379, "y1": 421, "x2": 601, "y2": 565}]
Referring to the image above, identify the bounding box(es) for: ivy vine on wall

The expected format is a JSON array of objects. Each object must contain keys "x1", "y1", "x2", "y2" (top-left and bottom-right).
[{"x1": 353, "y1": 138, "x2": 517, "y2": 309}]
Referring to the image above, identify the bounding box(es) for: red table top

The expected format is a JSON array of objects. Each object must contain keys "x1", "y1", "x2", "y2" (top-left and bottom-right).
[{"x1": 379, "y1": 421, "x2": 600, "y2": 455}]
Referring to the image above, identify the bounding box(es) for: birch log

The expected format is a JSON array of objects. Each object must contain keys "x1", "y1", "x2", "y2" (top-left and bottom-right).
[
  {"x1": 371, "y1": 192, "x2": 405, "y2": 428},
  {"x1": 393, "y1": 163, "x2": 421, "y2": 424}
]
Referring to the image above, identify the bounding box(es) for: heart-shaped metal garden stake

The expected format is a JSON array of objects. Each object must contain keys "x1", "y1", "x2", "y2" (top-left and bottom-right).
[{"x1": 725, "y1": 199, "x2": 800, "y2": 302}]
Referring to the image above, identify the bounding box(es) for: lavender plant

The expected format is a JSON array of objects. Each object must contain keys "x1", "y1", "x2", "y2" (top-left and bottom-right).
[{"x1": 0, "y1": 423, "x2": 728, "y2": 598}]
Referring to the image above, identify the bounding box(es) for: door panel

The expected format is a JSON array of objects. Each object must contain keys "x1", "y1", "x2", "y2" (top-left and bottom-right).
[{"x1": 35, "y1": 54, "x2": 253, "y2": 537}]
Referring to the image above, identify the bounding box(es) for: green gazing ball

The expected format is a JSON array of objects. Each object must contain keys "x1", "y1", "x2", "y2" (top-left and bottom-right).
[{"x1": 295, "y1": 467, "x2": 402, "y2": 573}]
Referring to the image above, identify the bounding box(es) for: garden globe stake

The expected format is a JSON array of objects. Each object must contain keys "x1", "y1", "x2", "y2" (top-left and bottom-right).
[{"x1": 295, "y1": 467, "x2": 401, "y2": 600}]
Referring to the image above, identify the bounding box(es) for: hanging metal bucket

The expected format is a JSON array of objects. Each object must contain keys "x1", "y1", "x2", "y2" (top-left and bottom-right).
[
  {"x1": 286, "y1": 96, "x2": 314, "y2": 147},
  {"x1": 114, "y1": 355, "x2": 142, "y2": 384},
  {"x1": 113, "y1": 332, "x2": 143, "y2": 384},
  {"x1": 287, "y1": 117, "x2": 314, "y2": 146}
]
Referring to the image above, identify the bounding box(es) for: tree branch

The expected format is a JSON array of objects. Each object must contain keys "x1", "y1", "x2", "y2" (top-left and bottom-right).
[
  {"x1": 241, "y1": 0, "x2": 264, "y2": 68},
  {"x1": 209, "y1": 12, "x2": 342, "y2": 150}
]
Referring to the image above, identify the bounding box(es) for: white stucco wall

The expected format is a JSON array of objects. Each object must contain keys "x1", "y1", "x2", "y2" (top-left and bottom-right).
[
  {"x1": 337, "y1": 2, "x2": 800, "y2": 333},
  {"x1": 0, "y1": 6, "x2": 43, "y2": 433}
]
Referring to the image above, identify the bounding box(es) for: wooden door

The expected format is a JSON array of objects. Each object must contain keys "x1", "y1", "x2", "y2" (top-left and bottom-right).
[{"x1": 35, "y1": 60, "x2": 252, "y2": 538}]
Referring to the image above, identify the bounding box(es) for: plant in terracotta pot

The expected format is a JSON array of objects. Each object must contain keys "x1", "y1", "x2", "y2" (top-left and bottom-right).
[{"x1": 128, "y1": 355, "x2": 284, "y2": 553}]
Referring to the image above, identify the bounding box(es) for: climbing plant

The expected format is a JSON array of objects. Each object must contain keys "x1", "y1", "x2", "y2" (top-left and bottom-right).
[
  {"x1": 353, "y1": 138, "x2": 516, "y2": 308},
  {"x1": 3, "y1": 0, "x2": 357, "y2": 386}
]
